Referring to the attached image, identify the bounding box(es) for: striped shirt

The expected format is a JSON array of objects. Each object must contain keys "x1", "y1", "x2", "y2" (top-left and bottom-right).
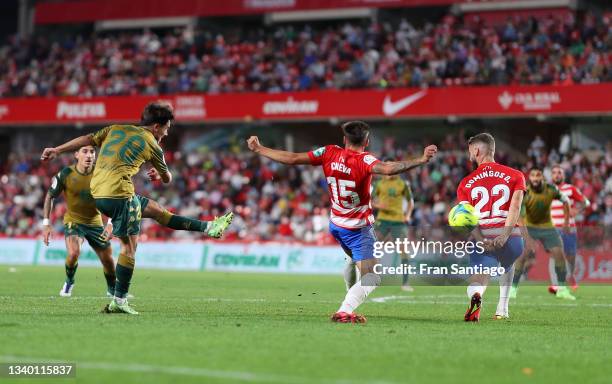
[
  {"x1": 457, "y1": 162, "x2": 526, "y2": 237},
  {"x1": 551, "y1": 183, "x2": 587, "y2": 228},
  {"x1": 308, "y1": 145, "x2": 380, "y2": 229}
]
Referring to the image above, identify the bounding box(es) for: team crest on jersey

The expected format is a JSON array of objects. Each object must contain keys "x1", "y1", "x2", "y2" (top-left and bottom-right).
[
  {"x1": 363, "y1": 155, "x2": 377, "y2": 165},
  {"x1": 312, "y1": 147, "x2": 326, "y2": 157}
]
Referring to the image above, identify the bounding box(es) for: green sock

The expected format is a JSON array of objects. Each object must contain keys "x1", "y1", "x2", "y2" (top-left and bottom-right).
[
  {"x1": 104, "y1": 272, "x2": 116, "y2": 293},
  {"x1": 114, "y1": 264, "x2": 134, "y2": 299},
  {"x1": 555, "y1": 264, "x2": 567, "y2": 285},
  {"x1": 65, "y1": 263, "x2": 78, "y2": 284},
  {"x1": 167, "y1": 215, "x2": 208, "y2": 232},
  {"x1": 401, "y1": 258, "x2": 410, "y2": 285},
  {"x1": 512, "y1": 267, "x2": 523, "y2": 287}
]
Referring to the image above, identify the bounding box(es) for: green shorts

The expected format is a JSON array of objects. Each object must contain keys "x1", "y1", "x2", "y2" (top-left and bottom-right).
[
  {"x1": 95, "y1": 195, "x2": 150, "y2": 238},
  {"x1": 375, "y1": 219, "x2": 409, "y2": 241},
  {"x1": 527, "y1": 226, "x2": 562, "y2": 251},
  {"x1": 64, "y1": 222, "x2": 110, "y2": 250}
]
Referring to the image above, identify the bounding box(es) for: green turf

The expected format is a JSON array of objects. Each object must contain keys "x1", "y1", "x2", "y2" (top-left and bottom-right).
[{"x1": 0, "y1": 265, "x2": 610, "y2": 384}]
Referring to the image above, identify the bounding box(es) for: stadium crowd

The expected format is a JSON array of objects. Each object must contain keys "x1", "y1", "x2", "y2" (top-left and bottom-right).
[
  {"x1": 1, "y1": 134, "x2": 611, "y2": 244},
  {"x1": 0, "y1": 12, "x2": 610, "y2": 97}
]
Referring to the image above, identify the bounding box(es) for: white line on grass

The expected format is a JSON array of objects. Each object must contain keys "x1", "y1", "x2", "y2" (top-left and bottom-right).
[{"x1": 0, "y1": 355, "x2": 395, "y2": 384}]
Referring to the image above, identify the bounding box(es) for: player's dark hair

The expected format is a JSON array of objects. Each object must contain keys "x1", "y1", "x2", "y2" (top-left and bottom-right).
[
  {"x1": 529, "y1": 166, "x2": 543, "y2": 173},
  {"x1": 468, "y1": 133, "x2": 495, "y2": 153},
  {"x1": 141, "y1": 102, "x2": 174, "y2": 126},
  {"x1": 341, "y1": 121, "x2": 370, "y2": 146}
]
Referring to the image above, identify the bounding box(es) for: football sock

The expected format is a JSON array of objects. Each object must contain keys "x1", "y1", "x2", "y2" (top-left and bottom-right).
[
  {"x1": 104, "y1": 271, "x2": 116, "y2": 293},
  {"x1": 496, "y1": 266, "x2": 514, "y2": 316},
  {"x1": 566, "y1": 254, "x2": 576, "y2": 280},
  {"x1": 401, "y1": 257, "x2": 410, "y2": 286},
  {"x1": 512, "y1": 266, "x2": 523, "y2": 287},
  {"x1": 157, "y1": 209, "x2": 209, "y2": 232},
  {"x1": 114, "y1": 253, "x2": 134, "y2": 300},
  {"x1": 548, "y1": 257, "x2": 559, "y2": 286},
  {"x1": 167, "y1": 215, "x2": 209, "y2": 232},
  {"x1": 338, "y1": 273, "x2": 381, "y2": 314},
  {"x1": 343, "y1": 258, "x2": 357, "y2": 291},
  {"x1": 65, "y1": 263, "x2": 78, "y2": 284},
  {"x1": 466, "y1": 282, "x2": 485, "y2": 299},
  {"x1": 555, "y1": 262, "x2": 567, "y2": 285}
]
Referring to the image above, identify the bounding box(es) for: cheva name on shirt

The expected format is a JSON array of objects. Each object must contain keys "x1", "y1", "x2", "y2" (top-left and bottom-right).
[
  {"x1": 465, "y1": 170, "x2": 512, "y2": 188},
  {"x1": 331, "y1": 162, "x2": 352, "y2": 175}
]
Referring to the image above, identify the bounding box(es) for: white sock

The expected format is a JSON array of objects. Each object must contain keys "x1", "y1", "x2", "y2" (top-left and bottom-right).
[
  {"x1": 338, "y1": 273, "x2": 381, "y2": 314},
  {"x1": 548, "y1": 257, "x2": 559, "y2": 286},
  {"x1": 466, "y1": 282, "x2": 485, "y2": 299},
  {"x1": 343, "y1": 257, "x2": 357, "y2": 291},
  {"x1": 114, "y1": 296, "x2": 126, "y2": 305},
  {"x1": 496, "y1": 266, "x2": 514, "y2": 316}
]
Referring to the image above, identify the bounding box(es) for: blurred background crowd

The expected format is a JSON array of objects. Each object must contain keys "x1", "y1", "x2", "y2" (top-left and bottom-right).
[
  {"x1": 1, "y1": 11, "x2": 610, "y2": 97},
  {"x1": 2, "y1": 133, "x2": 611, "y2": 244}
]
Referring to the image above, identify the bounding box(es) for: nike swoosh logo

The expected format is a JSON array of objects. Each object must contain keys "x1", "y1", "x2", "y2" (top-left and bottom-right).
[{"x1": 382, "y1": 91, "x2": 427, "y2": 116}]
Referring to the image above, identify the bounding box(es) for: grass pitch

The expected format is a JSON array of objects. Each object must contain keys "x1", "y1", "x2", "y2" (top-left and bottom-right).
[{"x1": 1, "y1": 265, "x2": 610, "y2": 384}]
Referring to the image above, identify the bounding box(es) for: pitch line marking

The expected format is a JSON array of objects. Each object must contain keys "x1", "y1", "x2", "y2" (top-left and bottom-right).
[{"x1": 0, "y1": 355, "x2": 397, "y2": 384}]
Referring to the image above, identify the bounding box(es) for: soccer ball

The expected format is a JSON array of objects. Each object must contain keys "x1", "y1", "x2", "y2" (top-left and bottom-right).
[{"x1": 448, "y1": 203, "x2": 479, "y2": 229}]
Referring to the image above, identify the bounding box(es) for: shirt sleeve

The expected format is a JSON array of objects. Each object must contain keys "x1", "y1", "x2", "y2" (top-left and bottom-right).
[
  {"x1": 361, "y1": 153, "x2": 380, "y2": 174},
  {"x1": 514, "y1": 171, "x2": 527, "y2": 192},
  {"x1": 307, "y1": 146, "x2": 328, "y2": 166},
  {"x1": 48, "y1": 168, "x2": 69, "y2": 198},
  {"x1": 571, "y1": 186, "x2": 586, "y2": 203},
  {"x1": 91, "y1": 125, "x2": 113, "y2": 147},
  {"x1": 149, "y1": 143, "x2": 169, "y2": 175},
  {"x1": 456, "y1": 183, "x2": 469, "y2": 205}
]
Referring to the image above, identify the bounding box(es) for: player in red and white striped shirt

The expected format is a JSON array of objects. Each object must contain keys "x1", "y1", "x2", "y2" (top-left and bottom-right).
[
  {"x1": 549, "y1": 165, "x2": 590, "y2": 291},
  {"x1": 247, "y1": 121, "x2": 437, "y2": 323}
]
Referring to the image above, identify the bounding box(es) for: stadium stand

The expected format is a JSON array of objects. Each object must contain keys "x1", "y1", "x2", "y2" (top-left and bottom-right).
[
  {"x1": 2, "y1": 134, "x2": 610, "y2": 242},
  {"x1": 0, "y1": 11, "x2": 610, "y2": 97}
]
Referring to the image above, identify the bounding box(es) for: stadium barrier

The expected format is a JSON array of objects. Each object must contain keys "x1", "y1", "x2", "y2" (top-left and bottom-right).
[
  {"x1": 1, "y1": 84, "x2": 612, "y2": 125},
  {"x1": 0, "y1": 238, "x2": 346, "y2": 274},
  {"x1": 2, "y1": 239, "x2": 609, "y2": 282}
]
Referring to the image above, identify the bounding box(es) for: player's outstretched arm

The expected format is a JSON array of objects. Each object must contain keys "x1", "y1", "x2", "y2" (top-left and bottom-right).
[
  {"x1": 42, "y1": 192, "x2": 54, "y2": 246},
  {"x1": 247, "y1": 136, "x2": 311, "y2": 165},
  {"x1": 372, "y1": 145, "x2": 437, "y2": 175},
  {"x1": 41, "y1": 134, "x2": 95, "y2": 161}
]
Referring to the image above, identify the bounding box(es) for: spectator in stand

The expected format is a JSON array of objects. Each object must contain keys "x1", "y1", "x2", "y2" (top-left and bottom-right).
[
  {"x1": 0, "y1": 12, "x2": 610, "y2": 98},
  {"x1": 1, "y1": 133, "x2": 609, "y2": 244}
]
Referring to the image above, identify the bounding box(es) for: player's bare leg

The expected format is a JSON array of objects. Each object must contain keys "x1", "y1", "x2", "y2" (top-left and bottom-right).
[
  {"x1": 332, "y1": 257, "x2": 380, "y2": 324},
  {"x1": 510, "y1": 250, "x2": 534, "y2": 298},
  {"x1": 104, "y1": 235, "x2": 139, "y2": 314},
  {"x1": 465, "y1": 274, "x2": 489, "y2": 322},
  {"x1": 399, "y1": 254, "x2": 414, "y2": 292},
  {"x1": 142, "y1": 199, "x2": 233, "y2": 238},
  {"x1": 60, "y1": 235, "x2": 82, "y2": 297},
  {"x1": 565, "y1": 252, "x2": 578, "y2": 290},
  {"x1": 92, "y1": 245, "x2": 116, "y2": 296},
  {"x1": 549, "y1": 246, "x2": 575, "y2": 300},
  {"x1": 549, "y1": 251, "x2": 578, "y2": 291}
]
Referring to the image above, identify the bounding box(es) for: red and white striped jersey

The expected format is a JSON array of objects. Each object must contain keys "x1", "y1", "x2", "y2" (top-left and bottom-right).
[
  {"x1": 551, "y1": 183, "x2": 586, "y2": 228},
  {"x1": 457, "y1": 162, "x2": 526, "y2": 237},
  {"x1": 308, "y1": 145, "x2": 380, "y2": 229}
]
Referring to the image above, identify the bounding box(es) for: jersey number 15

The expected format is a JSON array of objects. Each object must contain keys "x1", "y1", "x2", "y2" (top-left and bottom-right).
[{"x1": 327, "y1": 177, "x2": 361, "y2": 209}]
